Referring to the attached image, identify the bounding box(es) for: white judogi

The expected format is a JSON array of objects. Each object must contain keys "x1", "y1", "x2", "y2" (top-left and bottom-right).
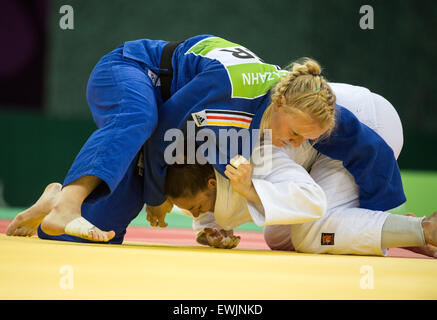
[{"x1": 193, "y1": 83, "x2": 404, "y2": 256}]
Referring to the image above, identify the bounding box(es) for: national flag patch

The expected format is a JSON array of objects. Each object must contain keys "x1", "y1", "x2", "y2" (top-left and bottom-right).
[
  {"x1": 321, "y1": 233, "x2": 335, "y2": 245},
  {"x1": 191, "y1": 109, "x2": 254, "y2": 129}
]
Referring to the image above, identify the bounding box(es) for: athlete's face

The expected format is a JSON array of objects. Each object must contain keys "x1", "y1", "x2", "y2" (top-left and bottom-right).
[
  {"x1": 169, "y1": 179, "x2": 217, "y2": 218},
  {"x1": 270, "y1": 105, "x2": 328, "y2": 148}
]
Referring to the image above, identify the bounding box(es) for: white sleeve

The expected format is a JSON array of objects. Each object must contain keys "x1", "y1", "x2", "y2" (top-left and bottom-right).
[
  {"x1": 248, "y1": 146, "x2": 327, "y2": 226},
  {"x1": 192, "y1": 211, "x2": 222, "y2": 235}
]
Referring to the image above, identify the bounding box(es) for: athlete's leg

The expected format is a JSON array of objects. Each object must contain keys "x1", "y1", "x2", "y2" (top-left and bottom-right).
[
  {"x1": 8, "y1": 48, "x2": 158, "y2": 241},
  {"x1": 422, "y1": 212, "x2": 437, "y2": 248},
  {"x1": 37, "y1": 152, "x2": 145, "y2": 244},
  {"x1": 287, "y1": 153, "x2": 389, "y2": 255},
  {"x1": 288, "y1": 154, "x2": 436, "y2": 257},
  {"x1": 40, "y1": 175, "x2": 116, "y2": 242},
  {"x1": 263, "y1": 225, "x2": 294, "y2": 251},
  {"x1": 366, "y1": 93, "x2": 437, "y2": 255}
]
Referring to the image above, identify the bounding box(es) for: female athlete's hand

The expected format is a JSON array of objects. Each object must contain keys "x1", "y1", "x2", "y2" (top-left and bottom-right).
[
  {"x1": 196, "y1": 228, "x2": 241, "y2": 249},
  {"x1": 224, "y1": 160, "x2": 254, "y2": 198},
  {"x1": 224, "y1": 157, "x2": 262, "y2": 206},
  {"x1": 145, "y1": 198, "x2": 173, "y2": 227}
]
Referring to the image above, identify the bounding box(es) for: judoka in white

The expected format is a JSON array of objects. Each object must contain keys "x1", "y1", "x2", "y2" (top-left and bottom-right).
[{"x1": 167, "y1": 83, "x2": 437, "y2": 257}]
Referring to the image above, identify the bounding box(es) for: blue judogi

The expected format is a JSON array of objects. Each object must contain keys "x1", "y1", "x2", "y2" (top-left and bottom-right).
[{"x1": 38, "y1": 34, "x2": 405, "y2": 244}]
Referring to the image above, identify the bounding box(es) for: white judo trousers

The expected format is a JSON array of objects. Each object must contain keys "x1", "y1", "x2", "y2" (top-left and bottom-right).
[
  {"x1": 192, "y1": 82, "x2": 404, "y2": 256},
  {"x1": 265, "y1": 83, "x2": 404, "y2": 256}
]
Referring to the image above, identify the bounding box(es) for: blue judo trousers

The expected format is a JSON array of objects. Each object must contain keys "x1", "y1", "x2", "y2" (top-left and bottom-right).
[
  {"x1": 37, "y1": 43, "x2": 164, "y2": 243},
  {"x1": 38, "y1": 35, "x2": 406, "y2": 244}
]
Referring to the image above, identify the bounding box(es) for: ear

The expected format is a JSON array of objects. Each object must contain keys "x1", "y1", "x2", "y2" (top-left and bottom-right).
[{"x1": 207, "y1": 178, "x2": 217, "y2": 189}]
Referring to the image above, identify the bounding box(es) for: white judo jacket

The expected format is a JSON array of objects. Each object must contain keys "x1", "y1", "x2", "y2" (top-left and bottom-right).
[{"x1": 191, "y1": 143, "x2": 327, "y2": 233}]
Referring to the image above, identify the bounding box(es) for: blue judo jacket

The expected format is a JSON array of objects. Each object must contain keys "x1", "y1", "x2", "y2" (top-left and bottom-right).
[{"x1": 123, "y1": 34, "x2": 406, "y2": 211}]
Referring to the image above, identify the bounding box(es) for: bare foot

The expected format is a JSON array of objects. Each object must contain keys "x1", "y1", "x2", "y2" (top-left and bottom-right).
[
  {"x1": 6, "y1": 183, "x2": 62, "y2": 237},
  {"x1": 422, "y1": 211, "x2": 437, "y2": 247},
  {"x1": 402, "y1": 212, "x2": 437, "y2": 258},
  {"x1": 40, "y1": 196, "x2": 115, "y2": 242},
  {"x1": 402, "y1": 245, "x2": 437, "y2": 258}
]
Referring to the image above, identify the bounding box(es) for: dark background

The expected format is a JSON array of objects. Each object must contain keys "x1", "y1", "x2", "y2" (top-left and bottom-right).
[{"x1": 0, "y1": 0, "x2": 436, "y2": 206}]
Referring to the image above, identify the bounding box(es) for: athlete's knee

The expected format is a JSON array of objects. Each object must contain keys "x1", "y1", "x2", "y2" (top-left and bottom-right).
[{"x1": 263, "y1": 225, "x2": 295, "y2": 251}]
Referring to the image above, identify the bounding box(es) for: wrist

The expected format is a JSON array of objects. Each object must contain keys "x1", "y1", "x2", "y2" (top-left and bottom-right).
[{"x1": 245, "y1": 183, "x2": 261, "y2": 205}]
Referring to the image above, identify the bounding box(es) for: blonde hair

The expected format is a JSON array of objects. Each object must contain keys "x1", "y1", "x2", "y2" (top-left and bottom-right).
[{"x1": 260, "y1": 58, "x2": 336, "y2": 140}]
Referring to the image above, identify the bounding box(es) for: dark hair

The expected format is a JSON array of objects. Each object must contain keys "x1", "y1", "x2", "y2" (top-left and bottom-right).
[{"x1": 165, "y1": 163, "x2": 215, "y2": 199}]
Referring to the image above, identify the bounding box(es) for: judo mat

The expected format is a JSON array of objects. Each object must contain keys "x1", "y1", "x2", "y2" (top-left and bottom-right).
[{"x1": 1, "y1": 220, "x2": 437, "y2": 300}]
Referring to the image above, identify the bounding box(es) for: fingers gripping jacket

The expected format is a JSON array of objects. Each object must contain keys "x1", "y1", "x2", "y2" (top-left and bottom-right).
[
  {"x1": 64, "y1": 217, "x2": 96, "y2": 238},
  {"x1": 230, "y1": 155, "x2": 250, "y2": 169}
]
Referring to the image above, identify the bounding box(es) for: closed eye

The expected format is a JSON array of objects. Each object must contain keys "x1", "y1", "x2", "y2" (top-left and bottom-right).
[
  {"x1": 189, "y1": 205, "x2": 201, "y2": 212},
  {"x1": 289, "y1": 129, "x2": 301, "y2": 137}
]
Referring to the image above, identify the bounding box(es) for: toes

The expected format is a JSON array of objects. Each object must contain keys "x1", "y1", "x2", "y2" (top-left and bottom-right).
[
  {"x1": 23, "y1": 228, "x2": 36, "y2": 237},
  {"x1": 6, "y1": 216, "x2": 36, "y2": 237},
  {"x1": 88, "y1": 228, "x2": 102, "y2": 242},
  {"x1": 13, "y1": 226, "x2": 28, "y2": 237},
  {"x1": 6, "y1": 215, "x2": 24, "y2": 235},
  {"x1": 107, "y1": 231, "x2": 115, "y2": 241},
  {"x1": 87, "y1": 229, "x2": 96, "y2": 241},
  {"x1": 5, "y1": 222, "x2": 17, "y2": 236},
  {"x1": 87, "y1": 228, "x2": 115, "y2": 242}
]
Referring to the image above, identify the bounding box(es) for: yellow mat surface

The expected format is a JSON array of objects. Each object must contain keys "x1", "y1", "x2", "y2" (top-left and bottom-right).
[{"x1": 1, "y1": 234, "x2": 436, "y2": 299}]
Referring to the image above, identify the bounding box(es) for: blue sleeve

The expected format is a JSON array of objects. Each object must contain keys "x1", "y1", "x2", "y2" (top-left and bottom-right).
[
  {"x1": 142, "y1": 139, "x2": 168, "y2": 206},
  {"x1": 313, "y1": 105, "x2": 406, "y2": 211}
]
